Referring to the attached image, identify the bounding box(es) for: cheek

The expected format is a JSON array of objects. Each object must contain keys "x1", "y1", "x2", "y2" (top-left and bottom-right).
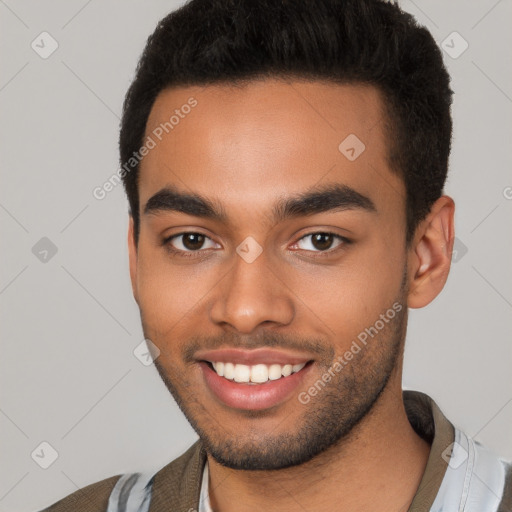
[
  {"x1": 135, "y1": 247, "x2": 217, "y2": 335},
  {"x1": 291, "y1": 237, "x2": 405, "y2": 345}
]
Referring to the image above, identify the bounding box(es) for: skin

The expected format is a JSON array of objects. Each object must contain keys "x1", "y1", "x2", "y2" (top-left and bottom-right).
[{"x1": 128, "y1": 78, "x2": 455, "y2": 511}]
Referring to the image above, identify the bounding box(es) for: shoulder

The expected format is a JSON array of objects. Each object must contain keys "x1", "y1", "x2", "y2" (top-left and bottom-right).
[
  {"x1": 447, "y1": 431, "x2": 512, "y2": 511},
  {"x1": 38, "y1": 473, "x2": 122, "y2": 512},
  {"x1": 146, "y1": 440, "x2": 206, "y2": 510},
  {"x1": 37, "y1": 441, "x2": 205, "y2": 512},
  {"x1": 499, "y1": 459, "x2": 512, "y2": 511}
]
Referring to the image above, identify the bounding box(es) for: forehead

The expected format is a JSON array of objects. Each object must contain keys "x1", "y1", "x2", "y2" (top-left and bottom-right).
[{"x1": 139, "y1": 79, "x2": 404, "y2": 220}]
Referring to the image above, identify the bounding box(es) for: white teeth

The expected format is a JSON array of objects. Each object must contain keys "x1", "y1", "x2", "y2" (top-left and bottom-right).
[
  {"x1": 209, "y1": 361, "x2": 308, "y2": 383},
  {"x1": 223, "y1": 362, "x2": 235, "y2": 380},
  {"x1": 234, "y1": 364, "x2": 250, "y2": 383},
  {"x1": 268, "y1": 364, "x2": 282, "y2": 380},
  {"x1": 250, "y1": 364, "x2": 269, "y2": 383},
  {"x1": 281, "y1": 364, "x2": 293, "y2": 377}
]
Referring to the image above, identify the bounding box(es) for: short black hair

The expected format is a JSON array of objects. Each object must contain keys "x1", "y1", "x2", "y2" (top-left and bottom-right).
[{"x1": 119, "y1": 0, "x2": 453, "y2": 245}]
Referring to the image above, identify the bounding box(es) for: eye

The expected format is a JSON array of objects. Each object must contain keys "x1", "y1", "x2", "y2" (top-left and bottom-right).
[
  {"x1": 292, "y1": 232, "x2": 350, "y2": 255},
  {"x1": 162, "y1": 231, "x2": 350, "y2": 259},
  {"x1": 163, "y1": 232, "x2": 219, "y2": 256}
]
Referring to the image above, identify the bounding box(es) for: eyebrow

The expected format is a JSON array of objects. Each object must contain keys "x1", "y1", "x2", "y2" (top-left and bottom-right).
[{"x1": 143, "y1": 183, "x2": 376, "y2": 224}]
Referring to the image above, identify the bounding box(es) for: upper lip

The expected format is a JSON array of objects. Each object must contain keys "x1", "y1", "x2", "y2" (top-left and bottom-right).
[{"x1": 195, "y1": 347, "x2": 313, "y2": 366}]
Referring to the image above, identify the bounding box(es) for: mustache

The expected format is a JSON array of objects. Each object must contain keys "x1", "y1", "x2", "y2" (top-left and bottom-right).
[{"x1": 182, "y1": 331, "x2": 334, "y2": 364}]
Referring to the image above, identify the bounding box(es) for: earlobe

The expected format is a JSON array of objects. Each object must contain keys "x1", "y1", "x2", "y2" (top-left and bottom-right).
[
  {"x1": 128, "y1": 216, "x2": 139, "y2": 304},
  {"x1": 407, "y1": 196, "x2": 455, "y2": 309}
]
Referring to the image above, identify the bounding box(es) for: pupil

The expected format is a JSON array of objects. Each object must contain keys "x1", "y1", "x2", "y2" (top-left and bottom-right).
[
  {"x1": 312, "y1": 233, "x2": 333, "y2": 251},
  {"x1": 183, "y1": 233, "x2": 204, "y2": 250}
]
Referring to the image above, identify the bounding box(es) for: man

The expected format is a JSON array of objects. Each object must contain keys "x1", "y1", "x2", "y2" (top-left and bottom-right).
[{"x1": 41, "y1": 0, "x2": 512, "y2": 510}]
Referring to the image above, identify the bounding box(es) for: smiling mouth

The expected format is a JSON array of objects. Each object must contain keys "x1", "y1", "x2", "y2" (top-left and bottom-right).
[{"x1": 202, "y1": 360, "x2": 313, "y2": 384}]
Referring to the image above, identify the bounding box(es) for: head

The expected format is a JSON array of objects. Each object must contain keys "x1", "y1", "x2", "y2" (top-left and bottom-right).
[{"x1": 122, "y1": 0, "x2": 455, "y2": 470}]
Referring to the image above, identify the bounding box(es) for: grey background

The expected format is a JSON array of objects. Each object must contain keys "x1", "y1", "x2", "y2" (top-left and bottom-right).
[{"x1": 1, "y1": 1, "x2": 511, "y2": 510}]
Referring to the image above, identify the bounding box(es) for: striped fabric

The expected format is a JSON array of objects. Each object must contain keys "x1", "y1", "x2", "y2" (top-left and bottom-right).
[
  {"x1": 106, "y1": 472, "x2": 154, "y2": 512},
  {"x1": 105, "y1": 455, "x2": 213, "y2": 512},
  {"x1": 429, "y1": 429, "x2": 511, "y2": 511}
]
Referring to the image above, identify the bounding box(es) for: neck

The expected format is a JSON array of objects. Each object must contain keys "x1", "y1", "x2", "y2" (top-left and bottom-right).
[{"x1": 206, "y1": 376, "x2": 431, "y2": 512}]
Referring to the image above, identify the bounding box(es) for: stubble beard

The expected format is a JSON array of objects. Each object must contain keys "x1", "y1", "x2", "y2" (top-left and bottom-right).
[{"x1": 150, "y1": 295, "x2": 407, "y2": 471}]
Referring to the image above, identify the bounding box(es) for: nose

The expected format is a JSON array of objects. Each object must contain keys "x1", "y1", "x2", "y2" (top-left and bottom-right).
[{"x1": 209, "y1": 248, "x2": 295, "y2": 334}]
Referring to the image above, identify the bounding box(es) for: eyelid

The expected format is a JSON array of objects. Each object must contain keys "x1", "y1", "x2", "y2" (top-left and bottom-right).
[
  {"x1": 163, "y1": 232, "x2": 219, "y2": 253},
  {"x1": 162, "y1": 230, "x2": 351, "y2": 258},
  {"x1": 290, "y1": 232, "x2": 350, "y2": 254}
]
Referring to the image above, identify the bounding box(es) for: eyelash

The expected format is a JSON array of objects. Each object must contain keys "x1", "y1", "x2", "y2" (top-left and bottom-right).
[{"x1": 162, "y1": 232, "x2": 351, "y2": 259}]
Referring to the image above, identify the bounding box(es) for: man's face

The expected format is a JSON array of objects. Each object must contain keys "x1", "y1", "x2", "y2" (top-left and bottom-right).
[{"x1": 130, "y1": 79, "x2": 410, "y2": 470}]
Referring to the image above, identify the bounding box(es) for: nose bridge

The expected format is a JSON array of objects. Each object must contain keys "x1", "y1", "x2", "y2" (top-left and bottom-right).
[{"x1": 209, "y1": 246, "x2": 294, "y2": 333}]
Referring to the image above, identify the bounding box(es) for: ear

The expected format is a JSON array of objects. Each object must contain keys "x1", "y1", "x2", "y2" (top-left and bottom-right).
[
  {"x1": 407, "y1": 195, "x2": 455, "y2": 309},
  {"x1": 128, "y1": 216, "x2": 139, "y2": 304}
]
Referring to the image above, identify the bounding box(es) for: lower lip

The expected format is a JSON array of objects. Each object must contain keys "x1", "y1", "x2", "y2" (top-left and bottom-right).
[{"x1": 199, "y1": 361, "x2": 312, "y2": 411}]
